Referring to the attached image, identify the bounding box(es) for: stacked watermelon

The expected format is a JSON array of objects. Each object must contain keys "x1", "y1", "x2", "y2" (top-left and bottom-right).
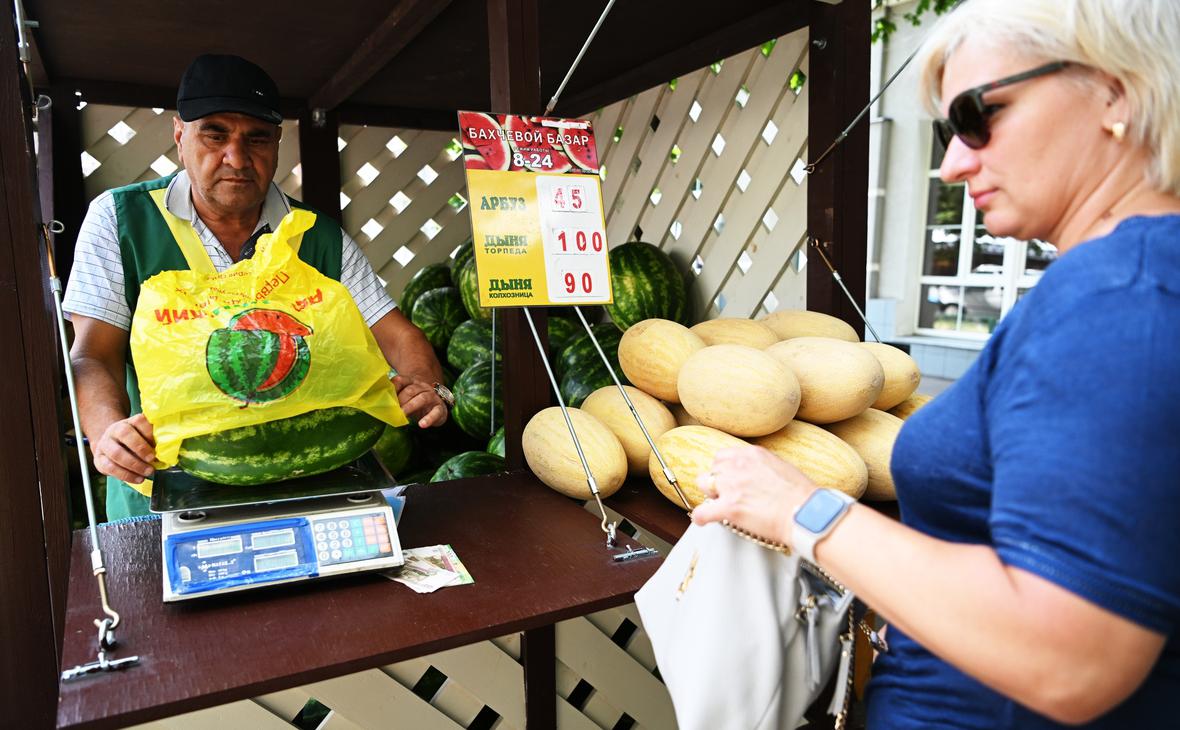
[{"x1": 605, "y1": 242, "x2": 689, "y2": 330}]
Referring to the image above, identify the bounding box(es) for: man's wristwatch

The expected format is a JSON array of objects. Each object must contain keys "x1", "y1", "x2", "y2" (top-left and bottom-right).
[
  {"x1": 791, "y1": 488, "x2": 856, "y2": 563},
  {"x1": 432, "y1": 382, "x2": 455, "y2": 409}
]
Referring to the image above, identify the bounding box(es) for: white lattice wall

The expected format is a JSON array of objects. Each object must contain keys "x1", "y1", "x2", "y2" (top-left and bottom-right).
[{"x1": 78, "y1": 26, "x2": 809, "y2": 323}]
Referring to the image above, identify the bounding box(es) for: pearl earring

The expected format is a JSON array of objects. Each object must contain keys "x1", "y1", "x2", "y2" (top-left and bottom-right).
[{"x1": 1112, "y1": 121, "x2": 1127, "y2": 141}]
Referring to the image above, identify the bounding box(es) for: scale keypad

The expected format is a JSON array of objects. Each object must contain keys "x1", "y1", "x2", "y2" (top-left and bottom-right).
[{"x1": 311, "y1": 513, "x2": 393, "y2": 566}]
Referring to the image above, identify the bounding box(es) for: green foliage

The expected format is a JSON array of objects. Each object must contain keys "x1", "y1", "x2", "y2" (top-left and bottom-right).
[{"x1": 872, "y1": 0, "x2": 962, "y2": 44}]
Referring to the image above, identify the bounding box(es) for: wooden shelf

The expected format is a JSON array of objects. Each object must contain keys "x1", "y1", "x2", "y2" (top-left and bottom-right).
[{"x1": 56, "y1": 472, "x2": 659, "y2": 729}]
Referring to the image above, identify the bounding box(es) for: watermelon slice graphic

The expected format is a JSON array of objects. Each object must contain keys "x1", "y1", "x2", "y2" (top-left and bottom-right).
[
  {"x1": 461, "y1": 112, "x2": 511, "y2": 171},
  {"x1": 206, "y1": 309, "x2": 313, "y2": 405}
]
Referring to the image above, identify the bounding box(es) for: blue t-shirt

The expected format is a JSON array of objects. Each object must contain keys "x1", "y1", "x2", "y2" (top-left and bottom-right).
[{"x1": 865, "y1": 215, "x2": 1180, "y2": 729}]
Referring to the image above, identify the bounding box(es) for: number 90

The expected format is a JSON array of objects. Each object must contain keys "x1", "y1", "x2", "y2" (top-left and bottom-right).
[{"x1": 563, "y1": 272, "x2": 593, "y2": 294}]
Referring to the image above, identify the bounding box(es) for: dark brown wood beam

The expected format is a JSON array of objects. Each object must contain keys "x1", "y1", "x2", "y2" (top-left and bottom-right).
[
  {"x1": 49, "y1": 78, "x2": 305, "y2": 120},
  {"x1": 296, "y1": 107, "x2": 343, "y2": 224},
  {"x1": 335, "y1": 103, "x2": 457, "y2": 132},
  {"x1": 487, "y1": 0, "x2": 551, "y2": 476},
  {"x1": 555, "y1": 3, "x2": 810, "y2": 117},
  {"x1": 0, "y1": 10, "x2": 68, "y2": 724},
  {"x1": 806, "y1": 0, "x2": 870, "y2": 334},
  {"x1": 309, "y1": 0, "x2": 453, "y2": 112}
]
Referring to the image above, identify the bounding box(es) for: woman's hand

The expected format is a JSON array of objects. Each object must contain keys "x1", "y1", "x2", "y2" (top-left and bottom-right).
[{"x1": 691, "y1": 445, "x2": 817, "y2": 546}]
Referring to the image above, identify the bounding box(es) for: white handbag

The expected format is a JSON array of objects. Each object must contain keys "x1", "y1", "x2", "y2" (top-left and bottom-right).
[{"x1": 635, "y1": 522, "x2": 859, "y2": 730}]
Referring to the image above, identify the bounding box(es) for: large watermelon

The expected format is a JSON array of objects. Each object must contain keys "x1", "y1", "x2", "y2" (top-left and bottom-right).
[
  {"x1": 178, "y1": 407, "x2": 384, "y2": 485},
  {"x1": 411, "y1": 286, "x2": 467, "y2": 349},
  {"x1": 447, "y1": 319, "x2": 502, "y2": 371},
  {"x1": 487, "y1": 425, "x2": 506, "y2": 458},
  {"x1": 400, "y1": 262, "x2": 451, "y2": 315},
  {"x1": 555, "y1": 323, "x2": 624, "y2": 381},
  {"x1": 605, "y1": 241, "x2": 688, "y2": 330},
  {"x1": 373, "y1": 424, "x2": 413, "y2": 475},
  {"x1": 429, "y1": 451, "x2": 507, "y2": 482},
  {"x1": 560, "y1": 363, "x2": 624, "y2": 408},
  {"x1": 549, "y1": 305, "x2": 604, "y2": 325},
  {"x1": 450, "y1": 239, "x2": 474, "y2": 283},
  {"x1": 547, "y1": 316, "x2": 579, "y2": 357},
  {"x1": 457, "y1": 258, "x2": 493, "y2": 322},
  {"x1": 452, "y1": 360, "x2": 503, "y2": 439}
]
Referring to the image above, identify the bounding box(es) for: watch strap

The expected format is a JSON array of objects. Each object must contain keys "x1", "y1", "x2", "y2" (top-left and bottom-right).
[{"x1": 791, "y1": 489, "x2": 855, "y2": 563}]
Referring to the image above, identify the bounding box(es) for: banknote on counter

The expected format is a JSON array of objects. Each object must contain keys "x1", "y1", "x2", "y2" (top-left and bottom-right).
[{"x1": 383, "y1": 544, "x2": 473, "y2": 593}]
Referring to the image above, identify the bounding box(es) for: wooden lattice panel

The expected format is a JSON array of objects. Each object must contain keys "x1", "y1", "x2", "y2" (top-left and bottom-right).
[
  {"x1": 589, "y1": 26, "x2": 811, "y2": 320},
  {"x1": 336, "y1": 125, "x2": 472, "y2": 299}
]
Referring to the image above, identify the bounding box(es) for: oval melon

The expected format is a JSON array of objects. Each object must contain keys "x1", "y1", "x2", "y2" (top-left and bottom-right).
[
  {"x1": 618, "y1": 319, "x2": 706, "y2": 402},
  {"x1": 582, "y1": 385, "x2": 677, "y2": 475},
  {"x1": 667, "y1": 401, "x2": 701, "y2": 427},
  {"x1": 689, "y1": 318, "x2": 778, "y2": 349},
  {"x1": 523, "y1": 407, "x2": 627, "y2": 500},
  {"x1": 861, "y1": 342, "x2": 921, "y2": 410},
  {"x1": 677, "y1": 345, "x2": 800, "y2": 437},
  {"x1": 752, "y1": 421, "x2": 867, "y2": 498},
  {"x1": 766, "y1": 337, "x2": 884, "y2": 424},
  {"x1": 648, "y1": 425, "x2": 749, "y2": 510},
  {"x1": 889, "y1": 392, "x2": 933, "y2": 421},
  {"x1": 761, "y1": 310, "x2": 859, "y2": 342},
  {"x1": 823, "y1": 408, "x2": 903, "y2": 501}
]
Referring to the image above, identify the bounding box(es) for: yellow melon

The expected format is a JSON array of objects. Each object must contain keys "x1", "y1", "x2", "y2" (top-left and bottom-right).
[
  {"x1": 823, "y1": 409, "x2": 903, "y2": 501},
  {"x1": 523, "y1": 407, "x2": 627, "y2": 500},
  {"x1": 648, "y1": 425, "x2": 749, "y2": 509},
  {"x1": 889, "y1": 392, "x2": 934, "y2": 421},
  {"x1": 861, "y1": 342, "x2": 922, "y2": 410},
  {"x1": 766, "y1": 337, "x2": 884, "y2": 424},
  {"x1": 677, "y1": 345, "x2": 800, "y2": 437},
  {"x1": 689, "y1": 318, "x2": 779, "y2": 349},
  {"x1": 582, "y1": 385, "x2": 677, "y2": 475},
  {"x1": 667, "y1": 401, "x2": 701, "y2": 427},
  {"x1": 753, "y1": 421, "x2": 868, "y2": 498},
  {"x1": 761, "y1": 310, "x2": 859, "y2": 342},
  {"x1": 618, "y1": 319, "x2": 706, "y2": 402}
]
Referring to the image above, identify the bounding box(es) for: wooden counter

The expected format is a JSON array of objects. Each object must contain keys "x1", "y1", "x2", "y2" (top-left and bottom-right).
[{"x1": 57, "y1": 473, "x2": 660, "y2": 729}]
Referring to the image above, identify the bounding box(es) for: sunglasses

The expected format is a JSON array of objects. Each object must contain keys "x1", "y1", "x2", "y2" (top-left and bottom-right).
[{"x1": 934, "y1": 61, "x2": 1070, "y2": 150}]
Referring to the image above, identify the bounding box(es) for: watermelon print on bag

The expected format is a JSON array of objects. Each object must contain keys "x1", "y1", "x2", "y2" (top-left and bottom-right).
[{"x1": 206, "y1": 308, "x2": 313, "y2": 405}]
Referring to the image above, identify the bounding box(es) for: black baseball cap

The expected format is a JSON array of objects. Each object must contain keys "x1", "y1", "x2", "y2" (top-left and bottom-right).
[{"x1": 176, "y1": 54, "x2": 282, "y2": 125}]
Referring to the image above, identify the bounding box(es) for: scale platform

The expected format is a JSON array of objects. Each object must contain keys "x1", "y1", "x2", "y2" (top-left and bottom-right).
[{"x1": 153, "y1": 453, "x2": 404, "y2": 602}]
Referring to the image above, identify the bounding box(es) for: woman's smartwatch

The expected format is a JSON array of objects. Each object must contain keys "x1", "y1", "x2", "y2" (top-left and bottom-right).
[
  {"x1": 432, "y1": 382, "x2": 455, "y2": 409},
  {"x1": 791, "y1": 488, "x2": 855, "y2": 563}
]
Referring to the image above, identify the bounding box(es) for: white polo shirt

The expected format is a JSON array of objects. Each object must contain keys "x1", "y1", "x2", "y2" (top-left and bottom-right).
[{"x1": 62, "y1": 170, "x2": 396, "y2": 330}]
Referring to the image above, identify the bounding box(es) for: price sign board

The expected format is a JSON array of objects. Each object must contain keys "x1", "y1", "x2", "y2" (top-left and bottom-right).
[{"x1": 458, "y1": 111, "x2": 612, "y2": 307}]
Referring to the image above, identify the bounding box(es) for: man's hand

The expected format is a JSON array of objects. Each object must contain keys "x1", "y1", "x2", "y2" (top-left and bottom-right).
[
  {"x1": 370, "y1": 310, "x2": 448, "y2": 428},
  {"x1": 393, "y1": 374, "x2": 448, "y2": 428},
  {"x1": 91, "y1": 413, "x2": 156, "y2": 484}
]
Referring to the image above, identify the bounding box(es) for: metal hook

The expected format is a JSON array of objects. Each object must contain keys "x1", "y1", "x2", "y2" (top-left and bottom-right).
[
  {"x1": 35, "y1": 94, "x2": 52, "y2": 110},
  {"x1": 47, "y1": 219, "x2": 65, "y2": 234}
]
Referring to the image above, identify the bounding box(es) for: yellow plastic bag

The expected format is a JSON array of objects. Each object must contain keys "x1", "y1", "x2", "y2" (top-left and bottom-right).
[{"x1": 130, "y1": 209, "x2": 407, "y2": 478}]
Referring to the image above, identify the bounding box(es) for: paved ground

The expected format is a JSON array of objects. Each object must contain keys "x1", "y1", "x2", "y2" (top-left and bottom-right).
[{"x1": 917, "y1": 375, "x2": 955, "y2": 396}]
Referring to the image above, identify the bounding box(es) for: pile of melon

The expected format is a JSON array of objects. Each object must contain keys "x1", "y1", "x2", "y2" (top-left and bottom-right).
[{"x1": 522, "y1": 308, "x2": 933, "y2": 507}]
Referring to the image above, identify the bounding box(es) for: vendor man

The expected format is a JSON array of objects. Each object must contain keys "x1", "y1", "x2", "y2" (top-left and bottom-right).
[{"x1": 63, "y1": 54, "x2": 449, "y2": 520}]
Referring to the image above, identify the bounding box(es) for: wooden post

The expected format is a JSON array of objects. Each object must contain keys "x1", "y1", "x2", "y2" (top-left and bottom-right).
[
  {"x1": 296, "y1": 107, "x2": 344, "y2": 224},
  {"x1": 0, "y1": 12, "x2": 71, "y2": 725},
  {"x1": 806, "y1": 0, "x2": 870, "y2": 335},
  {"x1": 486, "y1": 2, "x2": 556, "y2": 728},
  {"x1": 486, "y1": 0, "x2": 550, "y2": 472},
  {"x1": 44, "y1": 83, "x2": 86, "y2": 292}
]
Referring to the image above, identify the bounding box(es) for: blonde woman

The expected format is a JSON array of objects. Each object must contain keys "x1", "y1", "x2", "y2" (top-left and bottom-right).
[{"x1": 693, "y1": 0, "x2": 1180, "y2": 726}]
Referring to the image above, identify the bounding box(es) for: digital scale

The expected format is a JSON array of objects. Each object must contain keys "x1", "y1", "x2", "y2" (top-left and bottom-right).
[{"x1": 151, "y1": 452, "x2": 405, "y2": 602}]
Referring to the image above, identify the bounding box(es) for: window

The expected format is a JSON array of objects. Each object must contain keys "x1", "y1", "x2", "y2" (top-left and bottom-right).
[{"x1": 917, "y1": 134, "x2": 1057, "y2": 337}]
